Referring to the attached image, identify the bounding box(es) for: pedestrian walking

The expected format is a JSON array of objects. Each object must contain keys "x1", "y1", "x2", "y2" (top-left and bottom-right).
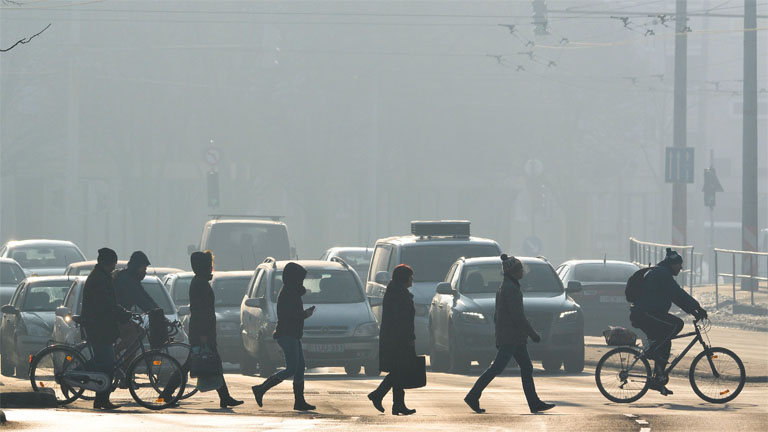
[
  {"x1": 464, "y1": 254, "x2": 555, "y2": 414},
  {"x1": 367, "y1": 264, "x2": 417, "y2": 416},
  {"x1": 80, "y1": 247, "x2": 131, "y2": 410},
  {"x1": 251, "y1": 262, "x2": 316, "y2": 411},
  {"x1": 187, "y1": 251, "x2": 243, "y2": 409}
]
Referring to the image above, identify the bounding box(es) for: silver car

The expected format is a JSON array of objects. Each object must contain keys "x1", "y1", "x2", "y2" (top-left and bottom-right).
[
  {"x1": 320, "y1": 247, "x2": 373, "y2": 283},
  {"x1": 0, "y1": 239, "x2": 86, "y2": 277},
  {"x1": 1, "y1": 258, "x2": 26, "y2": 309}
]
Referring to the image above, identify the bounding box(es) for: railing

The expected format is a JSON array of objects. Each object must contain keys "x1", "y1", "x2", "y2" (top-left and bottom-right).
[
  {"x1": 629, "y1": 237, "x2": 699, "y2": 293},
  {"x1": 713, "y1": 248, "x2": 768, "y2": 308}
]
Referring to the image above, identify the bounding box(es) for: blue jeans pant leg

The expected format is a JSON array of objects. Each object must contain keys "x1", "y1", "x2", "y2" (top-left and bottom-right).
[
  {"x1": 274, "y1": 337, "x2": 305, "y2": 383},
  {"x1": 511, "y1": 344, "x2": 540, "y2": 409},
  {"x1": 467, "y1": 344, "x2": 515, "y2": 399}
]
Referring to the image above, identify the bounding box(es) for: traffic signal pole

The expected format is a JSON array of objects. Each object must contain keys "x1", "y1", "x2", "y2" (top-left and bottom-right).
[
  {"x1": 742, "y1": 0, "x2": 759, "y2": 288},
  {"x1": 672, "y1": 0, "x2": 688, "y2": 246}
]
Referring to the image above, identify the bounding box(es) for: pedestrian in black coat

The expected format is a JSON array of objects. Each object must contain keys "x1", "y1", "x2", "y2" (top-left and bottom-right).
[
  {"x1": 464, "y1": 254, "x2": 555, "y2": 414},
  {"x1": 187, "y1": 251, "x2": 243, "y2": 409},
  {"x1": 367, "y1": 264, "x2": 417, "y2": 416}
]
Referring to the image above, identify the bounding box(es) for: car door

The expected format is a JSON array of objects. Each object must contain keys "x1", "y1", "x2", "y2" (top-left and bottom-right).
[
  {"x1": 241, "y1": 269, "x2": 265, "y2": 354},
  {"x1": 433, "y1": 263, "x2": 458, "y2": 350},
  {"x1": 1, "y1": 282, "x2": 24, "y2": 352},
  {"x1": 366, "y1": 245, "x2": 393, "y2": 321}
]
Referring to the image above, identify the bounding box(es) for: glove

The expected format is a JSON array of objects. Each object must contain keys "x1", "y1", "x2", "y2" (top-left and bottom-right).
[
  {"x1": 530, "y1": 332, "x2": 541, "y2": 343},
  {"x1": 693, "y1": 308, "x2": 708, "y2": 320}
]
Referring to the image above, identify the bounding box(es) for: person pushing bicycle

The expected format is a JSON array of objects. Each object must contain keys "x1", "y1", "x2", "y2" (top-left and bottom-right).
[{"x1": 629, "y1": 248, "x2": 708, "y2": 396}]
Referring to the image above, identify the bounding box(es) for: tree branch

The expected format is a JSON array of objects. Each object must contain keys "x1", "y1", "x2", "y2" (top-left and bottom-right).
[{"x1": 1, "y1": 23, "x2": 51, "y2": 53}]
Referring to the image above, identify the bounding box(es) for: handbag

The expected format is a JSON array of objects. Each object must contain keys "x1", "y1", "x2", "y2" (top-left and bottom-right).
[
  {"x1": 398, "y1": 355, "x2": 427, "y2": 389},
  {"x1": 189, "y1": 345, "x2": 223, "y2": 378},
  {"x1": 602, "y1": 326, "x2": 638, "y2": 346}
]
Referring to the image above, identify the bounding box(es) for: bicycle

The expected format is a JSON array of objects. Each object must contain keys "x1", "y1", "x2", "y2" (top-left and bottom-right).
[
  {"x1": 29, "y1": 313, "x2": 186, "y2": 410},
  {"x1": 595, "y1": 318, "x2": 746, "y2": 404}
]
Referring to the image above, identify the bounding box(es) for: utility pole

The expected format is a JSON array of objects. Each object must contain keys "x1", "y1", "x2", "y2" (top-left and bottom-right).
[
  {"x1": 672, "y1": 0, "x2": 688, "y2": 247},
  {"x1": 742, "y1": 0, "x2": 759, "y2": 289}
]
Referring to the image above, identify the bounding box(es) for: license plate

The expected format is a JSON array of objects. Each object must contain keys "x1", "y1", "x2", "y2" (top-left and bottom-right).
[
  {"x1": 599, "y1": 295, "x2": 626, "y2": 303},
  {"x1": 305, "y1": 344, "x2": 344, "y2": 353}
]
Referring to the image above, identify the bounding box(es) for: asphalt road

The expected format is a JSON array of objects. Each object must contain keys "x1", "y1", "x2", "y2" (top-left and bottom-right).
[{"x1": 2, "y1": 363, "x2": 766, "y2": 431}]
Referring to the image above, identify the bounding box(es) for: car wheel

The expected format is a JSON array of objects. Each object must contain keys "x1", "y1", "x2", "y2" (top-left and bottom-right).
[
  {"x1": 1, "y1": 344, "x2": 14, "y2": 376},
  {"x1": 258, "y1": 340, "x2": 277, "y2": 377},
  {"x1": 448, "y1": 328, "x2": 470, "y2": 374},
  {"x1": 344, "y1": 363, "x2": 361, "y2": 376},
  {"x1": 239, "y1": 344, "x2": 258, "y2": 375},
  {"x1": 363, "y1": 359, "x2": 381, "y2": 377},
  {"x1": 541, "y1": 355, "x2": 562, "y2": 373},
  {"x1": 564, "y1": 344, "x2": 585, "y2": 373}
]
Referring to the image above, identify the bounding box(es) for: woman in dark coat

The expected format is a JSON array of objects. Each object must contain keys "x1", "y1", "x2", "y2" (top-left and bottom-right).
[
  {"x1": 367, "y1": 264, "x2": 417, "y2": 415},
  {"x1": 188, "y1": 251, "x2": 243, "y2": 409},
  {"x1": 251, "y1": 262, "x2": 316, "y2": 411}
]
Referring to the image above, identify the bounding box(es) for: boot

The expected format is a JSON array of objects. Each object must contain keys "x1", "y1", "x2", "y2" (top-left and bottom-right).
[
  {"x1": 293, "y1": 381, "x2": 316, "y2": 411},
  {"x1": 217, "y1": 383, "x2": 244, "y2": 409},
  {"x1": 530, "y1": 401, "x2": 555, "y2": 413},
  {"x1": 93, "y1": 394, "x2": 121, "y2": 410},
  {"x1": 251, "y1": 375, "x2": 283, "y2": 408},
  {"x1": 463, "y1": 393, "x2": 485, "y2": 414},
  {"x1": 391, "y1": 388, "x2": 415, "y2": 416},
  {"x1": 367, "y1": 390, "x2": 385, "y2": 413}
]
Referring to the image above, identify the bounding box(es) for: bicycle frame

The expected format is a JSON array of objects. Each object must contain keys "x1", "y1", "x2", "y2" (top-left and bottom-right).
[{"x1": 624, "y1": 320, "x2": 713, "y2": 377}]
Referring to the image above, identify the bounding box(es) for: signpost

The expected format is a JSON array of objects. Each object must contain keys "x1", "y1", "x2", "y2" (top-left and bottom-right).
[{"x1": 665, "y1": 147, "x2": 695, "y2": 184}]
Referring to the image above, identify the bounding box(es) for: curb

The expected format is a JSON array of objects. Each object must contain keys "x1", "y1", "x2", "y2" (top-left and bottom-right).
[{"x1": 0, "y1": 391, "x2": 57, "y2": 409}]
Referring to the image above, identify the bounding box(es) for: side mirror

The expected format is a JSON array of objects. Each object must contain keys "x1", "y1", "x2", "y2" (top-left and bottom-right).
[
  {"x1": 566, "y1": 281, "x2": 582, "y2": 294},
  {"x1": 55, "y1": 306, "x2": 71, "y2": 317},
  {"x1": 245, "y1": 297, "x2": 265, "y2": 309},
  {"x1": 435, "y1": 282, "x2": 454, "y2": 296},
  {"x1": 177, "y1": 305, "x2": 191, "y2": 316},
  {"x1": 374, "y1": 271, "x2": 391, "y2": 285},
  {"x1": 1, "y1": 304, "x2": 19, "y2": 315},
  {"x1": 187, "y1": 245, "x2": 196, "y2": 255},
  {"x1": 368, "y1": 296, "x2": 383, "y2": 307}
]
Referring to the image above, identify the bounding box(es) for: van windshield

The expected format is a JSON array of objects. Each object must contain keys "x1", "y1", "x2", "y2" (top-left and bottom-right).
[
  {"x1": 208, "y1": 223, "x2": 290, "y2": 271},
  {"x1": 401, "y1": 244, "x2": 500, "y2": 282}
]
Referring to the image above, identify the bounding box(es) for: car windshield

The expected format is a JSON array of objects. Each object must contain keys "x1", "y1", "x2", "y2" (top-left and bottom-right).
[
  {"x1": 139, "y1": 280, "x2": 175, "y2": 315},
  {"x1": 335, "y1": 250, "x2": 373, "y2": 279},
  {"x1": 22, "y1": 281, "x2": 71, "y2": 311},
  {"x1": 572, "y1": 263, "x2": 638, "y2": 283},
  {"x1": 11, "y1": 246, "x2": 85, "y2": 269},
  {"x1": 1, "y1": 262, "x2": 25, "y2": 285},
  {"x1": 208, "y1": 224, "x2": 290, "y2": 271},
  {"x1": 170, "y1": 277, "x2": 193, "y2": 305},
  {"x1": 212, "y1": 277, "x2": 250, "y2": 307},
  {"x1": 272, "y1": 269, "x2": 363, "y2": 304},
  {"x1": 401, "y1": 244, "x2": 500, "y2": 282},
  {"x1": 460, "y1": 262, "x2": 562, "y2": 295}
]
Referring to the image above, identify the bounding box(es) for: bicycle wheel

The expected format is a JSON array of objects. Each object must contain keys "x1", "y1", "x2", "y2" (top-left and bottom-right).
[
  {"x1": 29, "y1": 345, "x2": 87, "y2": 406},
  {"x1": 689, "y1": 347, "x2": 746, "y2": 403},
  {"x1": 127, "y1": 351, "x2": 185, "y2": 410},
  {"x1": 595, "y1": 347, "x2": 651, "y2": 403},
  {"x1": 162, "y1": 342, "x2": 198, "y2": 400}
]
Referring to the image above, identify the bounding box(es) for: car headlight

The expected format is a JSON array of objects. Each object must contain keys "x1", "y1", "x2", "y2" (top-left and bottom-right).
[
  {"x1": 26, "y1": 323, "x2": 51, "y2": 337},
  {"x1": 459, "y1": 311, "x2": 486, "y2": 324},
  {"x1": 354, "y1": 322, "x2": 379, "y2": 337},
  {"x1": 217, "y1": 321, "x2": 239, "y2": 332},
  {"x1": 558, "y1": 310, "x2": 579, "y2": 322}
]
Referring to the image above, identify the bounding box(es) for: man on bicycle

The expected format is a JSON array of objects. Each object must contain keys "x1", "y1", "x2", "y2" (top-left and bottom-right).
[
  {"x1": 81, "y1": 248, "x2": 132, "y2": 410},
  {"x1": 629, "y1": 248, "x2": 708, "y2": 396}
]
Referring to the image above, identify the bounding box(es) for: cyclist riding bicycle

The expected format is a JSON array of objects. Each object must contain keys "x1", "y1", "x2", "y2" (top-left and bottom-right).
[{"x1": 629, "y1": 248, "x2": 708, "y2": 396}]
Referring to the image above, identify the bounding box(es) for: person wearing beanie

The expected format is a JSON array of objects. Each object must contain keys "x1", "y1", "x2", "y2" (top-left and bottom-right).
[
  {"x1": 81, "y1": 248, "x2": 131, "y2": 410},
  {"x1": 252, "y1": 261, "x2": 316, "y2": 411},
  {"x1": 464, "y1": 254, "x2": 555, "y2": 414},
  {"x1": 114, "y1": 250, "x2": 159, "y2": 313},
  {"x1": 629, "y1": 248, "x2": 708, "y2": 396},
  {"x1": 367, "y1": 264, "x2": 418, "y2": 416}
]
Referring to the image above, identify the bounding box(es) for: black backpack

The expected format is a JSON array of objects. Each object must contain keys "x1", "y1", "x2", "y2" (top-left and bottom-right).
[{"x1": 625, "y1": 266, "x2": 653, "y2": 303}]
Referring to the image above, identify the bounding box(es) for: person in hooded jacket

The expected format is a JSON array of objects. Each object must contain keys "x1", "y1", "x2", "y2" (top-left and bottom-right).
[
  {"x1": 251, "y1": 262, "x2": 316, "y2": 411},
  {"x1": 187, "y1": 251, "x2": 243, "y2": 409},
  {"x1": 464, "y1": 254, "x2": 555, "y2": 414},
  {"x1": 630, "y1": 248, "x2": 708, "y2": 396},
  {"x1": 114, "y1": 251, "x2": 158, "y2": 313},
  {"x1": 367, "y1": 264, "x2": 417, "y2": 416}
]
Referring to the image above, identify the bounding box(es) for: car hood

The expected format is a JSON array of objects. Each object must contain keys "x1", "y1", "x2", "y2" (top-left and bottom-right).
[
  {"x1": 303, "y1": 302, "x2": 374, "y2": 327},
  {"x1": 214, "y1": 306, "x2": 241, "y2": 323},
  {"x1": 23, "y1": 267, "x2": 66, "y2": 277},
  {"x1": 21, "y1": 311, "x2": 55, "y2": 332},
  {"x1": 460, "y1": 291, "x2": 577, "y2": 316}
]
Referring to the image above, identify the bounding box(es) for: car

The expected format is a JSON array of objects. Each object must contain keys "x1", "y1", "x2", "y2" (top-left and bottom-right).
[
  {"x1": 320, "y1": 247, "x2": 373, "y2": 282},
  {"x1": 162, "y1": 271, "x2": 195, "y2": 314},
  {"x1": 1, "y1": 258, "x2": 26, "y2": 309},
  {"x1": 0, "y1": 239, "x2": 86, "y2": 276},
  {"x1": 52, "y1": 275, "x2": 187, "y2": 346},
  {"x1": 187, "y1": 215, "x2": 294, "y2": 271},
  {"x1": 556, "y1": 260, "x2": 640, "y2": 335},
  {"x1": 175, "y1": 271, "x2": 250, "y2": 363},
  {"x1": 1, "y1": 276, "x2": 76, "y2": 377},
  {"x1": 240, "y1": 258, "x2": 380, "y2": 377},
  {"x1": 429, "y1": 256, "x2": 585, "y2": 374},
  {"x1": 366, "y1": 221, "x2": 502, "y2": 355},
  {"x1": 64, "y1": 260, "x2": 183, "y2": 279}
]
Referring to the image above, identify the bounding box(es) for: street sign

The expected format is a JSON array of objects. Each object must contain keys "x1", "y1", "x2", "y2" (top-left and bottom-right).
[
  {"x1": 522, "y1": 236, "x2": 542, "y2": 256},
  {"x1": 204, "y1": 148, "x2": 221, "y2": 166},
  {"x1": 665, "y1": 147, "x2": 695, "y2": 183}
]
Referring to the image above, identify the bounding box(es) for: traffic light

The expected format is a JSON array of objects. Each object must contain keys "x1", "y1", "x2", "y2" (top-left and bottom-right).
[
  {"x1": 702, "y1": 167, "x2": 723, "y2": 209},
  {"x1": 207, "y1": 170, "x2": 219, "y2": 208},
  {"x1": 532, "y1": 0, "x2": 549, "y2": 36}
]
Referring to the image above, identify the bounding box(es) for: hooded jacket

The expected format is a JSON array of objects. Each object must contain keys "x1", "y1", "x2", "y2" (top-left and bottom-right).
[
  {"x1": 495, "y1": 275, "x2": 538, "y2": 346},
  {"x1": 273, "y1": 263, "x2": 310, "y2": 339},
  {"x1": 189, "y1": 272, "x2": 216, "y2": 346},
  {"x1": 631, "y1": 263, "x2": 700, "y2": 315},
  {"x1": 114, "y1": 268, "x2": 159, "y2": 313},
  {"x1": 81, "y1": 264, "x2": 131, "y2": 344}
]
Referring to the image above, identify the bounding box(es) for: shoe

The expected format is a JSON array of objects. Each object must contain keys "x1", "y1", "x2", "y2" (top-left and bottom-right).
[
  {"x1": 220, "y1": 396, "x2": 244, "y2": 409},
  {"x1": 392, "y1": 405, "x2": 416, "y2": 416},
  {"x1": 293, "y1": 381, "x2": 316, "y2": 411},
  {"x1": 93, "y1": 399, "x2": 121, "y2": 410},
  {"x1": 530, "y1": 401, "x2": 555, "y2": 413},
  {"x1": 368, "y1": 391, "x2": 385, "y2": 413},
  {"x1": 251, "y1": 376, "x2": 283, "y2": 408},
  {"x1": 648, "y1": 380, "x2": 674, "y2": 396},
  {"x1": 463, "y1": 395, "x2": 485, "y2": 414}
]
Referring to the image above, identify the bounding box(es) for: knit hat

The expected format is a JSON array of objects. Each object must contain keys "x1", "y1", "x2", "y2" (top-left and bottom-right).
[
  {"x1": 659, "y1": 248, "x2": 683, "y2": 266},
  {"x1": 500, "y1": 254, "x2": 522, "y2": 275},
  {"x1": 96, "y1": 247, "x2": 118, "y2": 265},
  {"x1": 392, "y1": 264, "x2": 414, "y2": 284},
  {"x1": 127, "y1": 251, "x2": 151, "y2": 270}
]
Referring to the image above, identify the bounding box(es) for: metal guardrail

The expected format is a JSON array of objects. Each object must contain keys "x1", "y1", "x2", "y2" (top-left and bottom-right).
[
  {"x1": 714, "y1": 248, "x2": 768, "y2": 308},
  {"x1": 629, "y1": 237, "x2": 701, "y2": 294}
]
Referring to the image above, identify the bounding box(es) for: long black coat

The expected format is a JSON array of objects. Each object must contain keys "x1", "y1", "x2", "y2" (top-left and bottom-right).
[
  {"x1": 188, "y1": 274, "x2": 217, "y2": 347},
  {"x1": 495, "y1": 276, "x2": 537, "y2": 346},
  {"x1": 378, "y1": 282, "x2": 416, "y2": 373},
  {"x1": 81, "y1": 264, "x2": 131, "y2": 345}
]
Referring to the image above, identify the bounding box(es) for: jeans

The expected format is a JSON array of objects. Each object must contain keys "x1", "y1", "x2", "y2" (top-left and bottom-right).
[
  {"x1": 467, "y1": 343, "x2": 539, "y2": 409},
  {"x1": 273, "y1": 337, "x2": 305, "y2": 384},
  {"x1": 90, "y1": 343, "x2": 115, "y2": 400}
]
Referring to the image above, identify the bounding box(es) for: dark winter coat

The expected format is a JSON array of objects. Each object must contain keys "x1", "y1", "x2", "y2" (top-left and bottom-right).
[
  {"x1": 81, "y1": 264, "x2": 131, "y2": 345},
  {"x1": 114, "y1": 269, "x2": 159, "y2": 313},
  {"x1": 495, "y1": 276, "x2": 538, "y2": 346},
  {"x1": 631, "y1": 264, "x2": 701, "y2": 315},
  {"x1": 189, "y1": 274, "x2": 217, "y2": 346},
  {"x1": 378, "y1": 281, "x2": 416, "y2": 373},
  {"x1": 273, "y1": 283, "x2": 311, "y2": 339}
]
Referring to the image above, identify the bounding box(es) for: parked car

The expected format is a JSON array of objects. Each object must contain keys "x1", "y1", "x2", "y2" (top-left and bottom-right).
[
  {"x1": 366, "y1": 221, "x2": 501, "y2": 355},
  {"x1": 176, "y1": 271, "x2": 250, "y2": 363},
  {"x1": 1, "y1": 258, "x2": 26, "y2": 309},
  {"x1": 320, "y1": 247, "x2": 373, "y2": 282},
  {"x1": 162, "y1": 271, "x2": 195, "y2": 313},
  {"x1": 52, "y1": 275, "x2": 187, "y2": 345},
  {"x1": 65, "y1": 260, "x2": 182, "y2": 279},
  {"x1": 187, "y1": 215, "x2": 293, "y2": 271},
  {"x1": 556, "y1": 260, "x2": 640, "y2": 335},
  {"x1": 1, "y1": 276, "x2": 76, "y2": 376},
  {"x1": 240, "y1": 258, "x2": 380, "y2": 377},
  {"x1": 430, "y1": 256, "x2": 585, "y2": 373},
  {"x1": 1, "y1": 240, "x2": 86, "y2": 276}
]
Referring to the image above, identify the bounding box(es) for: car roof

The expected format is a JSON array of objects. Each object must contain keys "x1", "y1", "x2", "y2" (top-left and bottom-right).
[
  {"x1": 461, "y1": 256, "x2": 548, "y2": 266},
  {"x1": 147, "y1": 267, "x2": 184, "y2": 275},
  {"x1": 269, "y1": 260, "x2": 347, "y2": 271},
  {"x1": 0, "y1": 257, "x2": 21, "y2": 265},
  {"x1": 212, "y1": 271, "x2": 253, "y2": 279},
  {"x1": 67, "y1": 260, "x2": 129, "y2": 268},
  {"x1": 21, "y1": 275, "x2": 81, "y2": 284},
  {"x1": 5, "y1": 239, "x2": 81, "y2": 248},
  {"x1": 206, "y1": 219, "x2": 286, "y2": 227},
  {"x1": 326, "y1": 247, "x2": 373, "y2": 254},
  {"x1": 559, "y1": 260, "x2": 638, "y2": 267},
  {"x1": 374, "y1": 235, "x2": 499, "y2": 247},
  {"x1": 168, "y1": 271, "x2": 195, "y2": 278}
]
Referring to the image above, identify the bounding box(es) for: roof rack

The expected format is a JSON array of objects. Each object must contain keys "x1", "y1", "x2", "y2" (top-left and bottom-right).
[
  {"x1": 209, "y1": 214, "x2": 284, "y2": 222},
  {"x1": 329, "y1": 256, "x2": 350, "y2": 269},
  {"x1": 411, "y1": 220, "x2": 470, "y2": 238}
]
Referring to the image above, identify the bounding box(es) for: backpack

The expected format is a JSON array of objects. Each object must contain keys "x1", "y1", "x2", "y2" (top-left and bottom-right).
[{"x1": 625, "y1": 266, "x2": 653, "y2": 303}]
